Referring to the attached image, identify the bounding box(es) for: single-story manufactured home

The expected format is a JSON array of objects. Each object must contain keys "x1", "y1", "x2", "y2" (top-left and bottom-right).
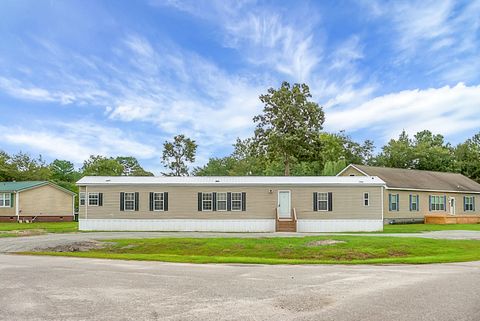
[
  {"x1": 0, "y1": 181, "x2": 76, "y2": 222},
  {"x1": 337, "y1": 164, "x2": 480, "y2": 223},
  {"x1": 77, "y1": 176, "x2": 386, "y2": 232}
]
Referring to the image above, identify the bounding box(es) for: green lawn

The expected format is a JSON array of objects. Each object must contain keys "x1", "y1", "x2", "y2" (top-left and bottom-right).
[
  {"x1": 30, "y1": 236, "x2": 480, "y2": 264},
  {"x1": 0, "y1": 222, "x2": 78, "y2": 237},
  {"x1": 382, "y1": 223, "x2": 480, "y2": 233}
]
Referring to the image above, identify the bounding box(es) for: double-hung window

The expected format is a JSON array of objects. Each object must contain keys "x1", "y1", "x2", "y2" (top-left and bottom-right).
[
  {"x1": 410, "y1": 194, "x2": 419, "y2": 211},
  {"x1": 0, "y1": 193, "x2": 11, "y2": 207},
  {"x1": 390, "y1": 194, "x2": 399, "y2": 211},
  {"x1": 431, "y1": 195, "x2": 445, "y2": 211},
  {"x1": 317, "y1": 192, "x2": 328, "y2": 211},
  {"x1": 124, "y1": 192, "x2": 135, "y2": 211},
  {"x1": 79, "y1": 192, "x2": 86, "y2": 206},
  {"x1": 231, "y1": 192, "x2": 242, "y2": 211},
  {"x1": 153, "y1": 192, "x2": 164, "y2": 211},
  {"x1": 465, "y1": 196, "x2": 474, "y2": 211},
  {"x1": 363, "y1": 192, "x2": 369, "y2": 206},
  {"x1": 216, "y1": 192, "x2": 227, "y2": 211},
  {"x1": 88, "y1": 193, "x2": 99, "y2": 206},
  {"x1": 202, "y1": 192, "x2": 213, "y2": 211}
]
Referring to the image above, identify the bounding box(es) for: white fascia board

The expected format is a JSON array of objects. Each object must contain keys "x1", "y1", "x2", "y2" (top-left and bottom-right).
[{"x1": 336, "y1": 164, "x2": 370, "y2": 176}]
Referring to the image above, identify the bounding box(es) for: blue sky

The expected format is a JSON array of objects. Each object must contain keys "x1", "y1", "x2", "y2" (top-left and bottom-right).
[{"x1": 0, "y1": 0, "x2": 479, "y2": 174}]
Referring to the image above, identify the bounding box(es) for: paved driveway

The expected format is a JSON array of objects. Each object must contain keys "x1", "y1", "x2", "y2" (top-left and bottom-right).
[
  {"x1": 1, "y1": 230, "x2": 480, "y2": 253},
  {"x1": 0, "y1": 254, "x2": 479, "y2": 321}
]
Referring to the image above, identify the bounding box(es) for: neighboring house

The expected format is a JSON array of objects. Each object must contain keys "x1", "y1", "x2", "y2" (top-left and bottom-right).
[
  {"x1": 337, "y1": 164, "x2": 480, "y2": 223},
  {"x1": 77, "y1": 176, "x2": 386, "y2": 232},
  {"x1": 0, "y1": 181, "x2": 76, "y2": 222}
]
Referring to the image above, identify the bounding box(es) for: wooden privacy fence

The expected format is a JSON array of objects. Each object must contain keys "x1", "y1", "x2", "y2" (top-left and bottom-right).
[{"x1": 425, "y1": 214, "x2": 480, "y2": 224}]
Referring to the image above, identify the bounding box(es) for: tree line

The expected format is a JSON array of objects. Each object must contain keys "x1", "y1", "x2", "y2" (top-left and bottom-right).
[
  {"x1": 1, "y1": 81, "x2": 479, "y2": 193},
  {"x1": 193, "y1": 82, "x2": 480, "y2": 183}
]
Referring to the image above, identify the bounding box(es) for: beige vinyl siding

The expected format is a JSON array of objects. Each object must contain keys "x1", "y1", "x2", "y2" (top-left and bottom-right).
[
  {"x1": 294, "y1": 186, "x2": 381, "y2": 219},
  {"x1": 384, "y1": 190, "x2": 479, "y2": 219},
  {"x1": 0, "y1": 193, "x2": 15, "y2": 216},
  {"x1": 338, "y1": 167, "x2": 367, "y2": 177},
  {"x1": 19, "y1": 185, "x2": 73, "y2": 216},
  {"x1": 78, "y1": 185, "x2": 382, "y2": 220}
]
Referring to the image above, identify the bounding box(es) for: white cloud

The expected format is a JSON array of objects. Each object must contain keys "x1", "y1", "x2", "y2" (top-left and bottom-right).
[
  {"x1": 0, "y1": 77, "x2": 75, "y2": 104},
  {"x1": 0, "y1": 122, "x2": 157, "y2": 165},
  {"x1": 366, "y1": 0, "x2": 480, "y2": 82},
  {"x1": 326, "y1": 83, "x2": 480, "y2": 140},
  {"x1": 155, "y1": 0, "x2": 322, "y2": 81}
]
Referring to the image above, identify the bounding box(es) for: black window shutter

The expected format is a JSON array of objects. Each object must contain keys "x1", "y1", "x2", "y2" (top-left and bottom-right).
[
  {"x1": 134, "y1": 192, "x2": 139, "y2": 211},
  {"x1": 164, "y1": 192, "x2": 168, "y2": 211},
  {"x1": 212, "y1": 192, "x2": 217, "y2": 211},
  {"x1": 313, "y1": 192, "x2": 318, "y2": 211},
  {"x1": 327, "y1": 192, "x2": 333, "y2": 211},
  {"x1": 417, "y1": 194, "x2": 420, "y2": 211},
  {"x1": 198, "y1": 192, "x2": 202, "y2": 211},
  {"x1": 397, "y1": 194, "x2": 400, "y2": 211},
  {"x1": 241, "y1": 192, "x2": 246, "y2": 211},
  {"x1": 98, "y1": 193, "x2": 103, "y2": 206},
  {"x1": 227, "y1": 192, "x2": 232, "y2": 211},
  {"x1": 120, "y1": 192, "x2": 125, "y2": 211},
  {"x1": 149, "y1": 192, "x2": 153, "y2": 211}
]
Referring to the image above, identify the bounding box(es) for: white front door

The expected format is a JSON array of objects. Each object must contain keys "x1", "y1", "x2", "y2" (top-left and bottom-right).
[
  {"x1": 449, "y1": 197, "x2": 456, "y2": 215},
  {"x1": 278, "y1": 191, "x2": 291, "y2": 218}
]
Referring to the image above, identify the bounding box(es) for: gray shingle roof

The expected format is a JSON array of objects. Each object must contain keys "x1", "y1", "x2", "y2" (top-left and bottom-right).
[{"x1": 350, "y1": 165, "x2": 480, "y2": 193}]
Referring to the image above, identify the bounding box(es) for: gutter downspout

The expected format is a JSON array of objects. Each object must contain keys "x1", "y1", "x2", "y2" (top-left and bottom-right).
[
  {"x1": 381, "y1": 185, "x2": 384, "y2": 228},
  {"x1": 85, "y1": 186, "x2": 88, "y2": 220},
  {"x1": 15, "y1": 191, "x2": 20, "y2": 222},
  {"x1": 72, "y1": 194, "x2": 76, "y2": 220}
]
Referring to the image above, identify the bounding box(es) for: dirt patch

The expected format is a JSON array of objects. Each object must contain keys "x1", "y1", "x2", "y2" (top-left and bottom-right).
[
  {"x1": 36, "y1": 241, "x2": 114, "y2": 252},
  {"x1": 4, "y1": 229, "x2": 46, "y2": 237},
  {"x1": 306, "y1": 240, "x2": 346, "y2": 247}
]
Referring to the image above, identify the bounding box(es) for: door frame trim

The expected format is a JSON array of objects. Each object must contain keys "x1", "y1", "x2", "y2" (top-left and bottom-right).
[
  {"x1": 277, "y1": 190, "x2": 292, "y2": 219},
  {"x1": 449, "y1": 197, "x2": 456, "y2": 215}
]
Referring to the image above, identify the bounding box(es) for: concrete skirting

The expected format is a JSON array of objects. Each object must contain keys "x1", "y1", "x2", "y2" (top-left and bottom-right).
[
  {"x1": 297, "y1": 219, "x2": 383, "y2": 232},
  {"x1": 79, "y1": 219, "x2": 276, "y2": 232}
]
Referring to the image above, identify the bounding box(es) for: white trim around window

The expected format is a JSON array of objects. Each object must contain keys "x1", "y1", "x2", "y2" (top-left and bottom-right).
[
  {"x1": 363, "y1": 192, "x2": 369, "y2": 206},
  {"x1": 317, "y1": 192, "x2": 328, "y2": 211},
  {"x1": 0, "y1": 193, "x2": 11, "y2": 207},
  {"x1": 231, "y1": 192, "x2": 242, "y2": 211},
  {"x1": 88, "y1": 192, "x2": 99, "y2": 206},
  {"x1": 390, "y1": 194, "x2": 399, "y2": 211},
  {"x1": 153, "y1": 192, "x2": 164, "y2": 211},
  {"x1": 216, "y1": 192, "x2": 227, "y2": 212},
  {"x1": 430, "y1": 195, "x2": 445, "y2": 211},
  {"x1": 410, "y1": 194, "x2": 419, "y2": 211},
  {"x1": 79, "y1": 192, "x2": 86, "y2": 206},
  {"x1": 465, "y1": 196, "x2": 474, "y2": 212},
  {"x1": 202, "y1": 192, "x2": 213, "y2": 211},
  {"x1": 124, "y1": 192, "x2": 135, "y2": 211}
]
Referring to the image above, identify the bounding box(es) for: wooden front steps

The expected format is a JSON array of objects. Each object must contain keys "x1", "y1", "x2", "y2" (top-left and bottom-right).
[
  {"x1": 275, "y1": 208, "x2": 297, "y2": 232},
  {"x1": 276, "y1": 219, "x2": 297, "y2": 232}
]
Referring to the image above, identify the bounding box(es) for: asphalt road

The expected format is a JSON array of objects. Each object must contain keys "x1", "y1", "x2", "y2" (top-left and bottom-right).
[
  {"x1": 1, "y1": 230, "x2": 480, "y2": 253},
  {"x1": 0, "y1": 254, "x2": 479, "y2": 321}
]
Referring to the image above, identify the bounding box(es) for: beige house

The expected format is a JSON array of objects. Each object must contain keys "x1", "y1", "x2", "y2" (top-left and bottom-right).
[
  {"x1": 337, "y1": 164, "x2": 480, "y2": 223},
  {"x1": 0, "y1": 181, "x2": 76, "y2": 222},
  {"x1": 77, "y1": 176, "x2": 386, "y2": 232}
]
